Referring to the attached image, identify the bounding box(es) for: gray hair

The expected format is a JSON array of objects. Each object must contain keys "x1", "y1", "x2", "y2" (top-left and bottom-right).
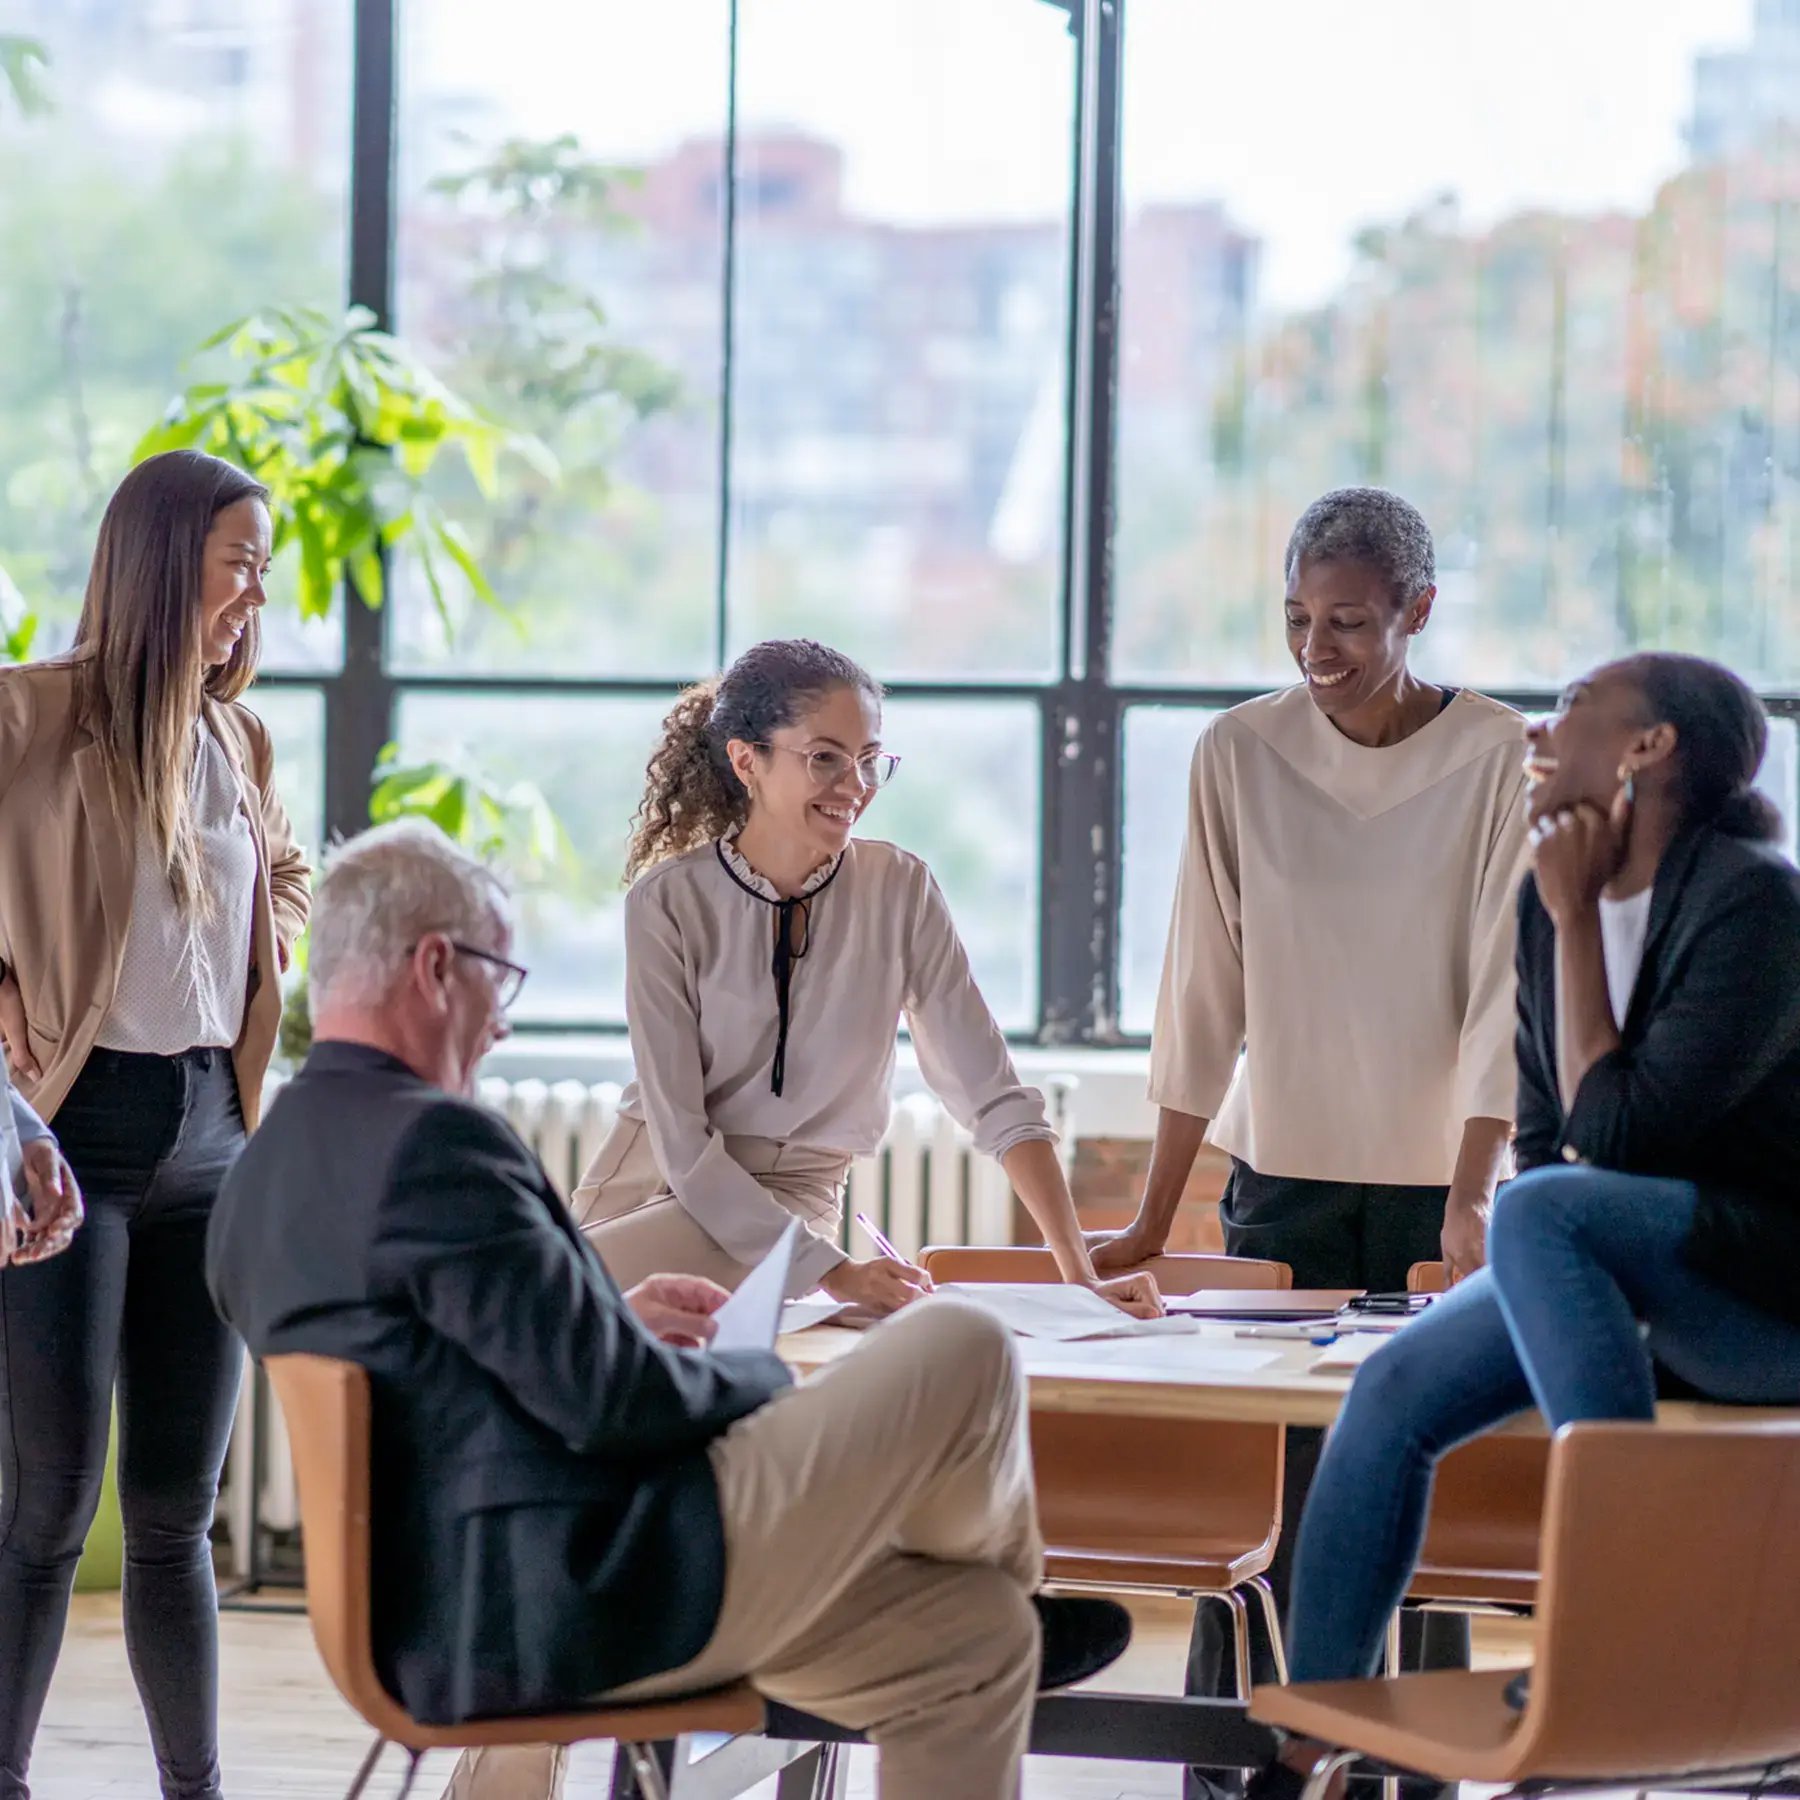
[
  {"x1": 1283, "y1": 488, "x2": 1436, "y2": 606},
  {"x1": 308, "y1": 820, "x2": 509, "y2": 1014}
]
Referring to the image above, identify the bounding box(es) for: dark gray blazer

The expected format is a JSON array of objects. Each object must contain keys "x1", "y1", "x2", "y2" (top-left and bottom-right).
[
  {"x1": 206, "y1": 1041, "x2": 790, "y2": 1723},
  {"x1": 1514, "y1": 823, "x2": 1800, "y2": 1325}
]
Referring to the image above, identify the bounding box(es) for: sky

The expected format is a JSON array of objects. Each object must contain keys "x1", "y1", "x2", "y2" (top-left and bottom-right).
[{"x1": 410, "y1": 0, "x2": 1758, "y2": 307}]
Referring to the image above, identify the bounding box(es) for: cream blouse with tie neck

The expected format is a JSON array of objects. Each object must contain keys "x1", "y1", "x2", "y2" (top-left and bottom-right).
[
  {"x1": 619, "y1": 835, "x2": 1054, "y2": 1273},
  {"x1": 1148, "y1": 684, "x2": 1531, "y2": 1187}
]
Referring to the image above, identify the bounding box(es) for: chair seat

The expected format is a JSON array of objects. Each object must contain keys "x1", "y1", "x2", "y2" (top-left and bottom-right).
[
  {"x1": 1252, "y1": 1668, "x2": 1529, "y2": 1785},
  {"x1": 1407, "y1": 1565, "x2": 1538, "y2": 1607},
  {"x1": 369, "y1": 1682, "x2": 766, "y2": 1753},
  {"x1": 1047, "y1": 1538, "x2": 1275, "y2": 1591}
]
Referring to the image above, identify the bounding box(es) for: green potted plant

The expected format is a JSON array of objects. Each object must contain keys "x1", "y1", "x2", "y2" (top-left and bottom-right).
[{"x1": 277, "y1": 746, "x2": 574, "y2": 1065}]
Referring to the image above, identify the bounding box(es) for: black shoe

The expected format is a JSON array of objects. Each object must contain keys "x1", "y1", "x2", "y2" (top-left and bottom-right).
[
  {"x1": 1503, "y1": 1669, "x2": 1530, "y2": 1712},
  {"x1": 1035, "y1": 1594, "x2": 1132, "y2": 1690}
]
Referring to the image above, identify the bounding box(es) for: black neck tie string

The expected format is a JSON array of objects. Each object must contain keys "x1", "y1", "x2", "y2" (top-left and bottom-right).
[{"x1": 715, "y1": 843, "x2": 843, "y2": 1096}]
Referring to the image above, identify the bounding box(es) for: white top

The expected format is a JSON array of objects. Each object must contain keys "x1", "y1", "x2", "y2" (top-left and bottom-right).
[
  {"x1": 1148, "y1": 684, "x2": 1531, "y2": 1186},
  {"x1": 621, "y1": 835, "x2": 1054, "y2": 1285},
  {"x1": 97, "y1": 723, "x2": 258, "y2": 1056},
  {"x1": 1598, "y1": 888, "x2": 1653, "y2": 1028}
]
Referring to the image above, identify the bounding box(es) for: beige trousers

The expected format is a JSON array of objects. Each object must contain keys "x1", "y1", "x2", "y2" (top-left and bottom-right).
[
  {"x1": 442, "y1": 1298, "x2": 1043, "y2": 1800},
  {"x1": 572, "y1": 1117, "x2": 848, "y2": 1295}
]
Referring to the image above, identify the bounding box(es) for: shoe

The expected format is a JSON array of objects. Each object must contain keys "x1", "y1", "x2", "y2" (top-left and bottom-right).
[
  {"x1": 1503, "y1": 1669, "x2": 1530, "y2": 1712},
  {"x1": 1035, "y1": 1593, "x2": 1132, "y2": 1690}
]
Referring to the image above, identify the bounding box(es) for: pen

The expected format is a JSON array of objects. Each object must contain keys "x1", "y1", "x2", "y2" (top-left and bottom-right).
[
  {"x1": 1234, "y1": 1324, "x2": 1340, "y2": 1344},
  {"x1": 855, "y1": 1210, "x2": 905, "y2": 1264}
]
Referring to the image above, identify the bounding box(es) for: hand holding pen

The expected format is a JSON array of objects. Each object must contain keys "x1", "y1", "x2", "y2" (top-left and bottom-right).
[{"x1": 816, "y1": 1212, "x2": 935, "y2": 1315}]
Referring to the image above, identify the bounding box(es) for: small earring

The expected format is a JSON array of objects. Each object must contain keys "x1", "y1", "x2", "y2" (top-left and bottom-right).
[{"x1": 1617, "y1": 764, "x2": 1637, "y2": 805}]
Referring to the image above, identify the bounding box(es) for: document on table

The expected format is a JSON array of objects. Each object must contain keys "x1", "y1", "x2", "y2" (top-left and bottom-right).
[
  {"x1": 1308, "y1": 1332, "x2": 1390, "y2": 1373},
  {"x1": 936, "y1": 1282, "x2": 1202, "y2": 1341},
  {"x1": 779, "y1": 1297, "x2": 850, "y2": 1334},
  {"x1": 712, "y1": 1220, "x2": 800, "y2": 1352}
]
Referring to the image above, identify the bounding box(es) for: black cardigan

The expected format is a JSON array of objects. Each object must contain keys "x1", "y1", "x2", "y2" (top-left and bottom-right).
[{"x1": 1514, "y1": 823, "x2": 1800, "y2": 1326}]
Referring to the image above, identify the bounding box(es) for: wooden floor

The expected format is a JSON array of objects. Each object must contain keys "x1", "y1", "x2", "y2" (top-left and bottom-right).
[{"x1": 33, "y1": 1594, "x2": 1547, "y2": 1800}]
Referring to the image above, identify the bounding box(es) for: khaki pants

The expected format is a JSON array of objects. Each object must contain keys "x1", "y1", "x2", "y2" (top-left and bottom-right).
[
  {"x1": 444, "y1": 1299, "x2": 1042, "y2": 1800},
  {"x1": 572, "y1": 1117, "x2": 847, "y2": 1296}
]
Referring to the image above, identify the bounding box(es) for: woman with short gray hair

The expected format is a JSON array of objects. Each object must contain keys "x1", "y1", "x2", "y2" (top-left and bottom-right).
[{"x1": 1094, "y1": 487, "x2": 1530, "y2": 1795}]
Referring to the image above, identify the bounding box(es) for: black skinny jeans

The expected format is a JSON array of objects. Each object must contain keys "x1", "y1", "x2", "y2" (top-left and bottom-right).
[{"x1": 0, "y1": 1048, "x2": 245, "y2": 1800}]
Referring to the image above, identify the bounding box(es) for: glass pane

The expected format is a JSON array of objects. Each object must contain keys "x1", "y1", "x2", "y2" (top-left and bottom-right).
[
  {"x1": 873, "y1": 698, "x2": 1041, "y2": 1031},
  {"x1": 727, "y1": 0, "x2": 1072, "y2": 679},
  {"x1": 1119, "y1": 705, "x2": 1214, "y2": 1035},
  {"x1": 1114, "y1": 0, "x2": 1800, "y2": 690},
  {"x1": 1764, "y1": 713, "x2": 1799, "y2": 864},
  {"x1": 393, "y1": 692, "x2": 666, "y2": 1023},
  {"x1": 392, "y1": 690, "x2": 1038, "y2": 1030},
  {"x1": 249, "y1": 684, "x2": 326, "y2": 866},
  {"x1": 391, "y1": 2, "x2": 728, "y2": 677},
  {"x1": 0, "y1": 3, "x2": 349, "y2": 672}
]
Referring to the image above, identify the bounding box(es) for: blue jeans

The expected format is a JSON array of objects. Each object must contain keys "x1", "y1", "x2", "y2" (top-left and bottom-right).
[{"x1": 1286, "y1": 1164, "x2": 1800, "y2": 1685}]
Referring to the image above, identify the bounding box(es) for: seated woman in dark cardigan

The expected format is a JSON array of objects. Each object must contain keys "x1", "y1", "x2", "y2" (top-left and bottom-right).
[{"x1": 1259, "y1": 651, "x2": 1800, "y2": 1794}]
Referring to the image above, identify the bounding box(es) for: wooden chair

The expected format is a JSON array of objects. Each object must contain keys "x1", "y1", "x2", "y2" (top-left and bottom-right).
[
  {"x1": 1253, "y1": 1417, "x2": 1800, "y2": 1794},
  {"x1": 919, "y1": 1246, "x2": 1293, "y2": 1697},
  {"x1": 266, "y1": 1354, "x2": 771, "y2": 1800},
  {"x1": 1401, "y1": 1261, "x2": 1547, "y2": 1621}
]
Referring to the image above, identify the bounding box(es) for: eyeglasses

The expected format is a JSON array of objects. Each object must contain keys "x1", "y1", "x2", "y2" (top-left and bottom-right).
[
  {"x1": 753, "y1": 745, "x2": 902, "y2": 790},
  {"x1": 410, "y1": 938, "x2": 530, "y2": 1010}
]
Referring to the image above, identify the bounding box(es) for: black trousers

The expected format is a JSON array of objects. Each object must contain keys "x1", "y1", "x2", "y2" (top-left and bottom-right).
[
  {"x1": 1185, "y1": 1162, "x2": 1469, "y2": 1800},
  {"x1": 0, "y1": 1048, "x2": 245, "y2": 1800}
]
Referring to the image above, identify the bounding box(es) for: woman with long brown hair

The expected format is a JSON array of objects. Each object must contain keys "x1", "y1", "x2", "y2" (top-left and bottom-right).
[
  {"x1": 0, "y1": 449, "x2": 310, "y2": 1800},
  {"x1": 571, "y1": 636, "x2": 1159, "y2": 1320}
]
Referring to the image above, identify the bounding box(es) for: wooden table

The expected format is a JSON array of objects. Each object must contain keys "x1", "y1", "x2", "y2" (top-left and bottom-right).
[{"x1": 780, "y1": 1318, "x2": 1800, "y2": 1433}]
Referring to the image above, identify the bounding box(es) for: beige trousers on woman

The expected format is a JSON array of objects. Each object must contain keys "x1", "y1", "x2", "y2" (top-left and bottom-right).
[
  {"x1": 441, "y1": 1299, "x2": 1043, "y2": 1800},
  {"x1": 570, "y1": 1116, "x2": 848, "y2": 1296}
]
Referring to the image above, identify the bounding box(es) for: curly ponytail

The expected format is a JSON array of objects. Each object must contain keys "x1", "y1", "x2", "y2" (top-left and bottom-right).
[
  {"x1": 625, "y1": 639, "x2": 882, "y2": 880},
  {"x1": 1625, "y1": 652, "x2": 1784, "y2": 843}
]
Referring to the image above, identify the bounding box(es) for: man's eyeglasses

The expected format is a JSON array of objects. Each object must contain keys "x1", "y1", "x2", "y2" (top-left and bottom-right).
[
  {"x1": 411, "y1": 938, "x2": 530, "y2": 1010},
  {"x1": 753, "y1": 745, "x2": 902, "y2": 790}
]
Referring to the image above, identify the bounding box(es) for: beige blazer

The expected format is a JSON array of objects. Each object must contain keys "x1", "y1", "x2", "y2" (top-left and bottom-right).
[{"x1": 0, "y1": 659, "x2": 311, "y2": 1129}]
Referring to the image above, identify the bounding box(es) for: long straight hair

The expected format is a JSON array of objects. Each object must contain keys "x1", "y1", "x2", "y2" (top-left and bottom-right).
[{"x1": 71, "y1": 451, "x2": 269, "y2": 915}]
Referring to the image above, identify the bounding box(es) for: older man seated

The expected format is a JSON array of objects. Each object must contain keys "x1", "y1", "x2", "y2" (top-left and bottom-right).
[{"x1": 206, "y1": 821, "x2": 1128, "y2": 1800}]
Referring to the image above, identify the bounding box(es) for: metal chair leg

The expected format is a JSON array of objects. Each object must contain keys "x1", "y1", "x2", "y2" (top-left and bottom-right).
[
  {"x1": 343, "y1": 1735, "x2": 389, "y2": 1800},
  {"x1": 1220, "y1": 1588, "x2": 1254, "y2": 1703},
  {"x1": 626, "y1": 1743, "x2": 673, "y2": 1800},
  {"x1": 391, "y1": 1751, "x2": 425, "y2": 1800},
  {"x1": 1249, "y1": 1575, "x2": 1289, "y2": 1686},
  {"x1": 1384, "y1": 1609, "x2": 1403, "y2": 1677},
  {"x1": 814, "y1": 1742, "x2": 845, "y2": 1799},
  {"x1": 1300, "y1": 1748, "x2": 1358, "y2": 1800}
]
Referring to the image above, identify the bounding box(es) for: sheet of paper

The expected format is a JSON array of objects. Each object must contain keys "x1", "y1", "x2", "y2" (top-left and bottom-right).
[
  {"x1": 935, "y1": 1282, "x2": 1202, "y2": 1341},
  {"x1": 1033, "y1": 1337, "x2": 1283, "y2": 1374},
  {"x1": 712, "y1": 1220, "x2": 800, "y2": 1352},
  {"x1": 779, "y1": 1297, "x2": 850, "y2": 1334},
  {"x1": 1308, "y1": 1332, "x2": 1390, "y2": 1373}
]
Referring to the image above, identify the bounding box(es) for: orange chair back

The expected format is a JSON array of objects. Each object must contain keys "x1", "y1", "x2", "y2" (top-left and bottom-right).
[
  {"x1": 266, "y1": 1353, "x2": 763, "y2": 1750},
  {"x1": 919, "y1": 1247, "x2": 1288, "y2": 1587},
  {"x1": 1404, "y1": 1262, "x2": 1546, "y2": 1605}
]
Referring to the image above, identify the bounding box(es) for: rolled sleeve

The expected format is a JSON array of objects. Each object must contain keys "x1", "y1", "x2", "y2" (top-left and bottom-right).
[{"x1": 9, "y1": 1087, "x2": 51, "y2": 1149}]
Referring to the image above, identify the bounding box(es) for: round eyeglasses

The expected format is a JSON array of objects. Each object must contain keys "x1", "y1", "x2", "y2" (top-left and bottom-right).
[{"x1": 753, "y1": 745, "x2": 902, "y2": 790}]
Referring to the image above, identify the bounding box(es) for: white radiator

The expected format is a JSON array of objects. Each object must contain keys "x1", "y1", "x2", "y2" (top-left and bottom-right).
[{"x1": 223, "y1": 1072, "x2": 1076, "y2": 1555}]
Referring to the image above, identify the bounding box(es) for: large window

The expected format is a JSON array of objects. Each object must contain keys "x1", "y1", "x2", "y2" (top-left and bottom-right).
[{"x1": 4, "y1": 0, "x2": 1796, "y2": 1044}]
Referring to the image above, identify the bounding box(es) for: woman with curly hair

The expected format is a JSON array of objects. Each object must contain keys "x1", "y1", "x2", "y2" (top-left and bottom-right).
[{"x1": 572, "y1": 637, "x2": 1160, "y2": 1321}]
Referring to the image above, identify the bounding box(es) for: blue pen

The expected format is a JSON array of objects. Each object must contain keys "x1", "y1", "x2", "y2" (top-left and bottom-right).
[{"x1": 854, "y1": 1210, "x2": 905, "y2": 1264}]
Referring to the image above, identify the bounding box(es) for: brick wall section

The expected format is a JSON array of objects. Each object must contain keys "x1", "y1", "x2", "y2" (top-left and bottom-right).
[{"x1": 1011, "y1": 1136, "x2": 1232, "y2": 1253}]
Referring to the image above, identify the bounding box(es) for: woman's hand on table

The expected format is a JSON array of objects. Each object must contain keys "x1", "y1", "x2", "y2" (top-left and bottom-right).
[
  {"x1": 1086, "y1": 1220, "x2": 1165, "y2": 1276},
  {"x1": 1440, "y1": 1186, "x2": 1492, "y2": 1284},
  {"x1": 1085, "y1": 1271, "x2": 1164, "y2": 1319},
  {"x1": 821, "y1": 1254, "x2": 934, "y2": 1316}
]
